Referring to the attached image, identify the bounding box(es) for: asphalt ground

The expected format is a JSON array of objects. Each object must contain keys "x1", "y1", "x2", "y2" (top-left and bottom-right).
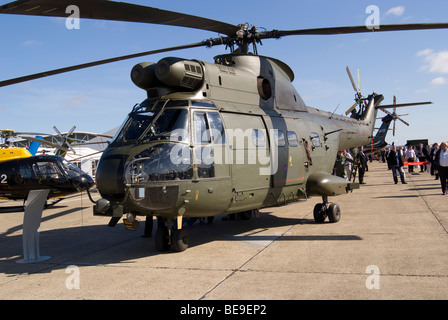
[{"x1": 1, "y1": 160, "x2": 447, "y2": 302}]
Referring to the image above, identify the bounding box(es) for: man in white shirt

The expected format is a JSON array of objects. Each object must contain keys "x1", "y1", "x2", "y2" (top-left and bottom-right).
[
  {"x1": 405, "y1": 146, "x2": 417, "y2": 173},
  {"x1": 436, "y1": 142, "x2": 448, "y2": 195}
]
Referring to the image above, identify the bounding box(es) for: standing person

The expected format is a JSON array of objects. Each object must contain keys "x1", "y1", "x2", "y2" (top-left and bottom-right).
[
  {"x1": 405, "y1": 145, "x2": 417, "y2": 173},
  {"x1": 417, "y1": 143, "x2": 429, "y2": 172},
  {"x1": 387, "y1": 146, "x2": 407, "y2": 184},
  {"x1": 435, "y1": 142, "x2": 448, "y2": 195},
  {"x1": 385, "y1": 147, "x2": 392, "y2": 170},
  {"x1": 429, "y1": 143, "x2": 439, "y2": 179},
  {"x1": 343, "y1": 149, "x2": 354, "y2": 181},
  {"x1": 333, "y1": 151, "x2": 346, "y2": 179},
  {"x1": 356, "y1": 146, "x2": 368, "y2": 184}
]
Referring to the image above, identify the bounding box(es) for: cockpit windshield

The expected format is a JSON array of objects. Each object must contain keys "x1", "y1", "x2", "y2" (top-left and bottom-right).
[
  {"x1": 112, "y1": 100, "x2": 189, "y2": 144},
  {"x1": 60, "y1": 158, "x2": 86, "y2": 179}
]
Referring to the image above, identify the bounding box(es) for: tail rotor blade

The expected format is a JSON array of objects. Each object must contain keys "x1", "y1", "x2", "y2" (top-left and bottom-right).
[
  {"x1": 67, "y1": 126, "x2": 77, "y2": 137},
  {"x1": 346, "y1": 66, "x2": 358, "y2": 93},
  {"x1": 345, "y1": 102, "x2": 358, "y2": 115},
  {"x1": 357, "y1": 69, "x2": 361, "y2": 92}
]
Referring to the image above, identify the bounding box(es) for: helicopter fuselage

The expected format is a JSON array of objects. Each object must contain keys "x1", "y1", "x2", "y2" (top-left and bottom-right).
[
  {"x1": 94, "y1": 54, "x2": 381, "y2": 222},
  {"x1": 0, "y1": 155, "x2": 95, "y2": 201}
]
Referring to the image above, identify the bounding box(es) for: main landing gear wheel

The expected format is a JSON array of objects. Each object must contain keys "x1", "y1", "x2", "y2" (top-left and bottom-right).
[
  {"x1": 154, "y1": 218, "x2": 189, "y2": 252},
  {"x1": 172, "y1": 228, "x2": 189, "y2": 252},
  {"x1": 313, "y1": 196, "x2": 341, "y2": 223}
]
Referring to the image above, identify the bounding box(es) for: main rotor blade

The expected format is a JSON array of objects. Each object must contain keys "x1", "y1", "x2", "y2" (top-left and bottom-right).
[
  {"x1": 19, "y1": 136, "x2": 70, "y2": 152},
  {"x1": 0, "y1": 0, "x2": 239, "y2": 36},
  {"x1": 267, "y1": 23, "x2": 448, "y2": 37},
  {"x1": 0, "y1": 41, "x2": 208, "y2": 87},
  {"x1": 397, "y1": 117, "x2": 410, "y2": 126},
  {"x1": 378, "y1": 101, "x2": 433, "y2": 109}
]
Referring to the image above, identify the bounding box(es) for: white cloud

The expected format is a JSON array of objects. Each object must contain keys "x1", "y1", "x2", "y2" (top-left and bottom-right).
[
  {"x1": 64, "y1": 93, "x2": 86, "y2": 107},
  {"x1": 430, "y1": 77, "x2": 447, "y2": 86},
  {"x1": 386, "y1": 6, "x2": 405, "y2": 17},
  {"x1": 21, "y1": 40, "x2": 42, "y2": 47},
  {"x1": 417, "y1": 49, "x2": 448, "y2": 74},
  {"x1": 416, "y1": 48, "x2": 433, "y2": 57}
]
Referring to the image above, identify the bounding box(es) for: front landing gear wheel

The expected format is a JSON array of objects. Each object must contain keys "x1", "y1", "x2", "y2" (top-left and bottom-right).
[
  {"x1": 172, "y1": 228, "x2": 189, "y2": 252},
  {"x1": 327, "y1": 203, "x2": 341, "y2": 223},
  {"x1": 313, "y1": 196, "x2": 341, "y2": 223},
  {"x1": 313, "y1": 203, "x2": 327, "y2": 223}
]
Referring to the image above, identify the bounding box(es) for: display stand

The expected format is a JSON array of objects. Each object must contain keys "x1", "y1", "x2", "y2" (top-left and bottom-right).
[{"x1": 16, "y1": 189, "x2": 51, "y2": 264}]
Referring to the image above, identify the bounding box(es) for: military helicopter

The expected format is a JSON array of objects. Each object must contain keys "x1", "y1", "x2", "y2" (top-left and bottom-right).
[
  {"x1": 0, "y1": 128, "x2": 95, "y2": 204},
  {"x1": 361, "y1": 96, "x2": 433, "y2": 154},
  {"x1": 1, "y1": 0, "x2": 447, "y2": 252}
]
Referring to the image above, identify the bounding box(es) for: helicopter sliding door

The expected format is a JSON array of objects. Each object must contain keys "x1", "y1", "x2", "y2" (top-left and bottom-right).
[
  {"x1": 263, "y1": 116, "x2": 305, "y2": 188},
  {"x1": 190, "y1": 109, "x2": 231, "y2": 216}
]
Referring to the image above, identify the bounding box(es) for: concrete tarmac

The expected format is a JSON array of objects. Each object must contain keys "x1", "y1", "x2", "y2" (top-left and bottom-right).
[{"x1": 1, "y1": 161, "x2": 447, "y2": 300}]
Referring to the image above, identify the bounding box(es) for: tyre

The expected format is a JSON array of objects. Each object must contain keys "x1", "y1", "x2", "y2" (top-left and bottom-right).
[
  {"x1": 172, "y1": 228, "x2": 189, "y2": 252},
  {"x1": 327, "y1": 203, "x2": 341, "y2": 223},
  {"x1": 313, "y1": 203, "x2": 327, "y2": 223}
]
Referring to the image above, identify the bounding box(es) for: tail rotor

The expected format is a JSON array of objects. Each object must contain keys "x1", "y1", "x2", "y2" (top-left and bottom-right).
[{"x1": 345, "y1": 66, "x2": 365, "y2": 116}]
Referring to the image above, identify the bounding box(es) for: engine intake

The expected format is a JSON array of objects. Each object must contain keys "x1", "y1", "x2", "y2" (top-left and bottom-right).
[{"x1": 131, "y1": 57, "x2": 204, "y2": 91}]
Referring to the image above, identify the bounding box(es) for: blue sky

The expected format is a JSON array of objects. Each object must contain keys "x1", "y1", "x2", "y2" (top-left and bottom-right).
[{"x1": 1, "y1": 0, "x2": 447, "y2": 146}]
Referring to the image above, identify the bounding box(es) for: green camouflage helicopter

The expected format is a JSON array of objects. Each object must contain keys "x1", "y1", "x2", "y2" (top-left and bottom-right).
[{"x1": 1, "y1": 0, "x2": 446, "y2": 252}]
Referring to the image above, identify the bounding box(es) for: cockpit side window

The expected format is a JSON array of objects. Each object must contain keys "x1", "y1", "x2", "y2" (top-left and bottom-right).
[
  {"x1": 193, "y1": 111, "x2": 225, "y2": 145},
  {"x1": 193, "y1": 112, "x2": 211, "y2": 144},
  {"x1": 208, "y1": 112, "x2": 226, "y2": 144},
  {"x1": 32, "y1": 161, "x2": 63, "y2": 180},
  {"x1": 192, "y1": 111, "x2": 226, "y2": 178}
]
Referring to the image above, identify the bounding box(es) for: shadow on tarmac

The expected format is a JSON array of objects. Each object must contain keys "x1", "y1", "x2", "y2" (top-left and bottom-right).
[{"x1": 0, "y1": 210, "x2": 362, "y2": 275}]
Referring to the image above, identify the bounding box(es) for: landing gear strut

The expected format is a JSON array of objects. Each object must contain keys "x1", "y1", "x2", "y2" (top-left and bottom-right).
[
  {"x1": 155, "y1": 217, "x2": 189, "y2": 252},
  {"x1": 313, "y1": 196, "x2": 341, "y2": 223}
]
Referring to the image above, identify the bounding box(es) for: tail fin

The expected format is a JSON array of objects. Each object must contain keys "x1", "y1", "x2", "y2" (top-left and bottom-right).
[
  {"x1": 372, "y1": 114, "x2": 393, "y2": 148},
  {"x1": 27, "y1": 136, "x2": 42, "y2": 156}
]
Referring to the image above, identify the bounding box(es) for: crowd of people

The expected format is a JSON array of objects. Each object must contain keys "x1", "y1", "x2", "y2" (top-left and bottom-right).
[{"x1": 334, "y1": 142, "x2": 448, "y2": 195}]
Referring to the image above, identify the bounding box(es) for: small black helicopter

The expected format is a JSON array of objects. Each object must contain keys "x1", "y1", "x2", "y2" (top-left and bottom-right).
[
  {"x1": 1, "y1": 0, "x2": 447, "y2": 252},
  {"x1": 0, "y1": 154, "x2": 95, "y2": 201},
  {"x1": 0, "y1": 128, "x2": 94, "y2": 204}
]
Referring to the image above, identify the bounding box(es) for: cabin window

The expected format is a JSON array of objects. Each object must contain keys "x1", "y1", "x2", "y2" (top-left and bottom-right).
[
  {"x1": 310, "y1": 132, "x2": 321, "y2": 147},
  {"x1": 19, "y1": 164, "x2": 32, "y2": 179},
  {"x1": 252, "y1": 129, "x2": 266, "y2": 147},
  {"x1": 274, "y1": 130, "x2": 286, "y2": 147},
  {"x1": 287, "y1": 131, "x2": 299, "y2": 147}
]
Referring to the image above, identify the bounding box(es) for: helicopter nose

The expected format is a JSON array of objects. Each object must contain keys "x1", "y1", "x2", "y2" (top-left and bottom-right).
[
  {"x1": 96, "y1": 154, "x2": 127, "y2": 202},
  {"x1": 84, "y1": 175, "x2": 95, "y2": 190},
  {"x1": 75, "y1": 175, "x2": 95, "y2": 191}
]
